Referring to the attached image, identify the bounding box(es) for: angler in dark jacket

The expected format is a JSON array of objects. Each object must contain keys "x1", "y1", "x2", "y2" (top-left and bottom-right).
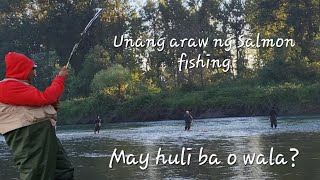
[
  {"x1": 269, "y1": 107, "x2": 278, "y2": 128},
  {"x1": 184, "y1": 111, "x2": 193, "y2": 130}
]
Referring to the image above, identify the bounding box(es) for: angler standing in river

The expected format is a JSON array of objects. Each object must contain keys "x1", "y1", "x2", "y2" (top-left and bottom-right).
[
  {"x1": 94, "y1": 115, "x2": 102, "y2": 134},
  {"x1": 269, "y1": 106, "x2": 278, "y2": 128},
  {"x1": 184, "y1": 111, "x2": 193, "y2": 131}
]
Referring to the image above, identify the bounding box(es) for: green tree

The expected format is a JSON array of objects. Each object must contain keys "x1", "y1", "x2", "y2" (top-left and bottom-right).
[
  {"x1": 219, "y1": 0, "x2": 247, "y2": 77},
  {"x1": 91, "y1": 64, "x2": 131, "y2": 101},
  {"x1": 70, "y1": 45, "x2": 111, "y2": 97},
  {"x1": 246, "y1": 0, "x2": 320, "y2": 83}
]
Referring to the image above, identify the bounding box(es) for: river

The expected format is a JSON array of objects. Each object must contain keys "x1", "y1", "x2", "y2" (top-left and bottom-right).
[{"x1": 1, "y1": 116, "x2": 320, "y2": 179}]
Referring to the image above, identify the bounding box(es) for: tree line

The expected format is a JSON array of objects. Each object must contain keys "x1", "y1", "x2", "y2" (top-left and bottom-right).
[{"x1": 0, "y1": 0, "x2": 319, "y2": 122}]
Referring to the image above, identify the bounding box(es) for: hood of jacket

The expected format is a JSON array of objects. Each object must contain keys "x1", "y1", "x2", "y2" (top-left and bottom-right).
[{"x1": 5, "y1": 52, "x2": 35, "y2": 80}]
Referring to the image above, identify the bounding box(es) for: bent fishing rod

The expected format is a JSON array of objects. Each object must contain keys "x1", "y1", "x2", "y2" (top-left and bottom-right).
[{"x1": 66, "y1": 8, "x2": 103, "y2": 67}]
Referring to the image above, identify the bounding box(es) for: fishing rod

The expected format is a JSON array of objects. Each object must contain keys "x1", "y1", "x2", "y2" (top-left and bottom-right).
[{"x1": 66, "y1": 8, "x2": 103, "y2": 67}]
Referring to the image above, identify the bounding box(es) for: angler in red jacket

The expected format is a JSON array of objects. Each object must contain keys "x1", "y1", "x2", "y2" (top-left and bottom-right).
[
  {"x1": 0, "y1": 52, "x2": 66, "y2": 106},
  {"x1": 0, "y1": 52, "x2": 74, "y2": 180}
]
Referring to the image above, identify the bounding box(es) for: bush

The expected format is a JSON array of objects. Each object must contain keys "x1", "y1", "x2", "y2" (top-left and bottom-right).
[
  {"x1": 59, "y1": 81, "x2": 320, "y2": 124},
  {"x1": 58, "y1": 93, "x2": 116, "y2": 124}
]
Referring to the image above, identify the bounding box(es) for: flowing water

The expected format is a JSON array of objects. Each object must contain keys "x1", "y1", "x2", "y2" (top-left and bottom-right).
[{"x1": 1, "y1": 116, "x2": 320, "y2": 180}]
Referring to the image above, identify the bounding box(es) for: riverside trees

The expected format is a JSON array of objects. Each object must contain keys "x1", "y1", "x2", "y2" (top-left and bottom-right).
[{"x1": 0, "y1": 0, "x2": 319, "y2": 120}]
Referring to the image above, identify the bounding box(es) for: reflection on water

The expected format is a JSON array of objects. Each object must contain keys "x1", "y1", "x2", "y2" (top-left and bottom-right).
[{"x1": 1, "y1": 116, "x2": 320, "y2": 179}]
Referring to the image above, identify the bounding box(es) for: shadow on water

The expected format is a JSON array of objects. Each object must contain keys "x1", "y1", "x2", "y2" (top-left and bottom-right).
[{"x1": 1, "y1": 116, "x2": 320, "y2": 179}]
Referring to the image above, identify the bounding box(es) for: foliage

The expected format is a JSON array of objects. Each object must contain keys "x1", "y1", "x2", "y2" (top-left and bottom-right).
[
  {"x1": 0, "y1": 0, "x2": 320, "y2": 123},
  {"x1": 57, "y1": 93, "x2": 117, "y2": 124},
  {"x1": 69, "y1": 45, "x2": 111, "y2": 97},
  {"x1": 91, "y1": 64, "x2": 131, "y2": 101},
  {"x1": 57, "y1": 81, "x2": 320, "y2": 123}
]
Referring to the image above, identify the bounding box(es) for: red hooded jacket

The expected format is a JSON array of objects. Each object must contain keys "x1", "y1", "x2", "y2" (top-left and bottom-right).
[{"x1": 0, "y1": 52, "x2": 65, "y2": 106}]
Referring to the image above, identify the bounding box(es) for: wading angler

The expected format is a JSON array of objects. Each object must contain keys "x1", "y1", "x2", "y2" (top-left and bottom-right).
[{"x1": 178, "y1": 53, "x2": 231, "y2": 72}]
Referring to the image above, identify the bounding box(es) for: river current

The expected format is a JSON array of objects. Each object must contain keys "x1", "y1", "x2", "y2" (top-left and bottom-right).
[{"x1": 1, "y1": 116, "x2": 320, "y2": 179}]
